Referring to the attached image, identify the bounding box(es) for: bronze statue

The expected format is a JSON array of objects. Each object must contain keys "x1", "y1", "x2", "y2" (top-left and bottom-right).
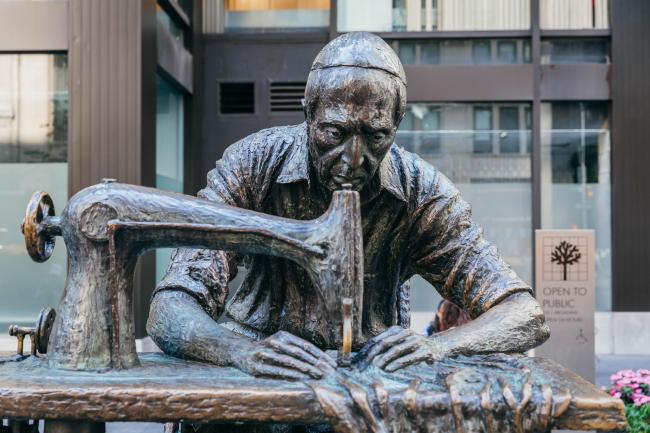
[
  {"x1": 148, "y1": 31, "x2": 548, "y2": 378},
  {"x1": 0, "y1": 32, "x2": 627, "y2": 433}
]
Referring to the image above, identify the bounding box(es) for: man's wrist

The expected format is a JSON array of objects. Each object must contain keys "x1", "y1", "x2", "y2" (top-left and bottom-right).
[{"x1": 425, "y1": 333, "x2": 453, "y2": 361}]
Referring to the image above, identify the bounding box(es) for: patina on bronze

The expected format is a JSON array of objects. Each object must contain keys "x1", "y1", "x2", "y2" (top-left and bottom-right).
[{"x1": 0, "y1": 32, "x2": 627, "y2": 433}]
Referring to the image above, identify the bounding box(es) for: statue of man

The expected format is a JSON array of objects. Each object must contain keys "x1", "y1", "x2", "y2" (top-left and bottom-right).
[{"x1": 148, "y1": 32, "x2": 549, "y2": 383}]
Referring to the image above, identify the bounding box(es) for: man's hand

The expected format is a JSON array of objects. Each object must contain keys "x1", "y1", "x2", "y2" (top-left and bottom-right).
[
  {"x1": 354, "y1": 326, "x2": 447, "y2": 372},
  {"x1": 234, "y1": 331, "x2": 337, "y2": 381}
]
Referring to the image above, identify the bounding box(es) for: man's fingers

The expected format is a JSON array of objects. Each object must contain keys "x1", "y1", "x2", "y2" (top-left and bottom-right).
[
  {"x1": 251, "y1": 363, "x2": 312, "y2": 381},
  {"x1": 374, "y1": 337, "x2": 419, "y2": 369},
  {"x1": 257, "y1": 350, "x2": 324, "y2": 379},
  {"x1": 357, "y1": 329, "x2": 412, "y2": 369},
  {"x1": 384, "y1": 348, "x2": 430, "y2": 372},
  {"x1": 356, "y1": 326, "x2": 404, "y2": 359},
  {"x1": 278, "y1": 333, "x2": 337, "y2": 368},
  {"x1": 266, "y1": 338, "x2": 320, "y2": 366}
]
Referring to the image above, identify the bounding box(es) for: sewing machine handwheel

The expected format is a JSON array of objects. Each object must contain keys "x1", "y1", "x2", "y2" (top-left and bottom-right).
[
  {"x1": 21, "y1": 191, "x2": 56, "y2": 263},
  {"x1": 35, "y1": 307, "x2": 56, "y2": 354}
]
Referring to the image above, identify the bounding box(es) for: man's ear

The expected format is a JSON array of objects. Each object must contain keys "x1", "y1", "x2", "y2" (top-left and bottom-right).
[{"x1": 301, "y1": 98, "x2": 308, "y2": 121}]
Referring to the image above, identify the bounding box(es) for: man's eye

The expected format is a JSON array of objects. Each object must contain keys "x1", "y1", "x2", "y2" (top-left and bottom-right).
[
  {"x1": 371, "y1": 132, "x2": 386, "y2": 142},
  {"x1": 326, "y1": 128, "x2": 342, "y2": 140}
]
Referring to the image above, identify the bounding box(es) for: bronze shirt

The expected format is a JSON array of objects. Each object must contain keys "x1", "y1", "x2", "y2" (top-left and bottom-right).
[{"x1": 154, "y1": 122, "x2": 531, "y2": 349}]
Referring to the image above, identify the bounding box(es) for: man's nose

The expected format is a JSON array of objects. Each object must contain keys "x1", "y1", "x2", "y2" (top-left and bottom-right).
[{"x1": 342, "y1": 134, "x2": 364, "y2": 170}]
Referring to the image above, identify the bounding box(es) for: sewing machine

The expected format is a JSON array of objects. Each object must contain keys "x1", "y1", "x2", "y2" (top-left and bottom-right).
[{"x1": 0, "y1": 181, "x2": 626, "y2": 433}]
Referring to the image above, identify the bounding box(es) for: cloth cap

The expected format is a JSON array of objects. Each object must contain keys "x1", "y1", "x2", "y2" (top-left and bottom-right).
[{"x1": 310, "y1": 32, "x2": 407, "y2": 86}]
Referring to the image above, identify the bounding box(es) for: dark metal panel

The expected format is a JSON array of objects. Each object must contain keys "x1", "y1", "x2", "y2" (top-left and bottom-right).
[
  {"x1": 540, "y1": 64, "x2": 610, "y2": 100},
  {"x1": 68, "y1": 0, "x2": 158, "y2": 336},
  {"x1": 531, "y1": 0, "x2": 541, "y2": 286},
  {"x1": 136, "y1": 0, "x2": 159, "y2": 338},
  {"x1": 611, "y1": 0, "x2": 650, "y2": 311},
  {"x1": 68, "y1": 0, "x2": 156, "y2": 194},
  {"x1": 540, "y1": 29, "x2": 611, "y2": 38},
  {"x1": 157, "y1": 22, "x2": 194, "y2": 93},
  {"x1": 329, "y1": 0, "x2": 338, "y2": 41},
  {"x1": 204, "y1": 31, "x2": 329, "y2": 44},
  {"x1": 404, "y1": 65, "x2": 534, "y2": 102},
  {"x1": 200, "y1": 35, "x2": 328, "y2": 185},
  {"x1": 187, "y1": 0, "x2": 204, "y2": 196},
  {"x1": 0, "y1": 1, "x2": 68, "y2": 51}
]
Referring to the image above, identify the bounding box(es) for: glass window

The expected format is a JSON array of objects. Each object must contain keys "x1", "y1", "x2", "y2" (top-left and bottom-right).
[
  {"x1": 397, "y1": 103, "x2": 533, "y2": 322},
  {"x1": 472, "y1": 40, "x2": 491, "y2": 64},
  {"x1": 0, "y1": 54, "x2": 68, "y2": 331},
  {"x1": 541, "y1": 102, "x2": 611, "y2": 310},
  {"x1": 338, "y1": 0, "x2": 529, "y2": 32},
  {"x1": 157, "y1": 5, "x2": 185, "y2": 44},
  {"x1": 541, "y1": 0, "x2": 609, "y2": 29},
  {"x1": 155, "y1": 75, "x2": 185, "y2": 282},
  {"x1": 203, "y1": 0, "x2": 330, "y2": 33},
  {"x1": 497, "y1": 40, "x2": 517, "y2": 64},
  {"x1": 389, "y1": 39, "x2": 531, "y2": 66},
  {"x1": 541, "y1": 39, "x2": 610, "y2": 64},
  {"x1": 473, "y1": 107, "x2": 492, "y2": 154},
  {"x1": 420, "y1": 40, "x2": 440, "y2": 64},
  {"x1": 499, "y1": 106, "x2": 520, "y2": 154},
  {"x1": 398, "y1": 40, "x2": 416, "y2": 65}
]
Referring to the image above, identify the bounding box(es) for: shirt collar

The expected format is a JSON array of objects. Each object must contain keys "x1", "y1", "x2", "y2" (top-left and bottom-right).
[{"x1": 275, "y1": 123, "x2": 408, "y2": 203}]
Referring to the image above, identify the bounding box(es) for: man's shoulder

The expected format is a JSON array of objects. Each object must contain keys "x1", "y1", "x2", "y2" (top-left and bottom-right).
[
  {"x1": 203, "y1": 123, "x2": 308, "y2": 202},
  {"x1": 225, "y1": 123, "x2": 307, "y2": 158},
  {"x1": 384, "y1": 144, "x2": 458, "y2": 206}
]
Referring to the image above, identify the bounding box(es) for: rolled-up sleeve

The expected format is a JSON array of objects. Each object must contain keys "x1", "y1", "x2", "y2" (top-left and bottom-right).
[
  {"x1": 407, "y1": 171, "x2": 532, "y2": 319},
  {"x1": 152, "y1": 136, "x2": 260, "y2": 320}
]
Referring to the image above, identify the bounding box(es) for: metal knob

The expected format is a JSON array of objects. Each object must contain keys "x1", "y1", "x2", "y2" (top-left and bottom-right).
[{"x1": 8, "y1": 308, "x2": 56, "y2": 356}]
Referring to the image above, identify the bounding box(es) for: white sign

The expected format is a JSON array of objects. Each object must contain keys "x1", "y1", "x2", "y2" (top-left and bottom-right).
[{"x1": 534, "y1": 229, "x2": 595, "y2": 383}]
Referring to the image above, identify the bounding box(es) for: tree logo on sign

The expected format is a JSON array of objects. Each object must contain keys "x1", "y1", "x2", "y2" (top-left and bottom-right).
[{"x1": 551, "y1": 240, "x2": 582, "y2": 281}]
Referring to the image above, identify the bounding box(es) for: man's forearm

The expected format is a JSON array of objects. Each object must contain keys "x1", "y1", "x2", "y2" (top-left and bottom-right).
[
  {"x1": 147, "y1": 290, "x2": 255, "y2": 366},
  {"x1": 432, "y1": 292, "x2": 550, "y2": 358}
]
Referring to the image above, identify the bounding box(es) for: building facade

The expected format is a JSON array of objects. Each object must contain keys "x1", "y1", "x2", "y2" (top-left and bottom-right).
[{"x1": 0, "y1": 0, "x2": 648, "y2": 356}]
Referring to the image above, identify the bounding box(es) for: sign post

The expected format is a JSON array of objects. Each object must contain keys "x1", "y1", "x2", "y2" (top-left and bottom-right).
[{"x1": 534, "y1": 229, "x2": 596, "y2": 383}]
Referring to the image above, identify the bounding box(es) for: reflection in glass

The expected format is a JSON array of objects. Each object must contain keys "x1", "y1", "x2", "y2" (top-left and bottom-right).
[
  {"x1": 389, "y1": 39, "x2": 530, "y2": 66},
  {"x1": 541, "y1": 39, "x2": 610, "y2": 64},
  {"x1": 156, "y1": 76, "x2": 185, "y2": 282},
  {"x1": 0, "y1": 54, "x2": 68, "y2": 330},
  {"x1": 338, "y1": 0, "x2": 529, "y2": 32},
  {"x1": 541, "y1": 102, "x2": 611, "y2": 310},
  {"x1": 396, "y1": 103, "x2": 532, "y2": 316},
  {"x1": 220, "y1": 0, "x2": 330, "y2": 33}
]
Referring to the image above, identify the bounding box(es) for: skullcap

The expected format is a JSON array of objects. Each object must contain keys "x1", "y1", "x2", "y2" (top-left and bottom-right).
[{"x1": 310, "y1": 32, "x2": 407, "y2": 86}]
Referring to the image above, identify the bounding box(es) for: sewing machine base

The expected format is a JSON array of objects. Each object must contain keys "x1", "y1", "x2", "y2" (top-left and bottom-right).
[{"x1": 0, "y1": 352, "x2": 625, "y2": 432}]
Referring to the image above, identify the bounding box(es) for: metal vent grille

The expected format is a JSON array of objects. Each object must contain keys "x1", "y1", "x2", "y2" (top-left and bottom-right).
[
  {"x1": 269, "y1": 82, "x2": 306, "y2": 112},
  {"x1": 219, "y1": 82, "x2": 254, "y2": 114}
]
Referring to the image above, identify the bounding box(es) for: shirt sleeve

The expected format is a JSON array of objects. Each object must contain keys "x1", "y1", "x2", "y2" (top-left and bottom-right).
[
  {"x1": 152, "y1": 134, "x2": 265, "y2": 320},
  {"x1": 407, "y1": 171, "x2": 532, "y2": 319}
]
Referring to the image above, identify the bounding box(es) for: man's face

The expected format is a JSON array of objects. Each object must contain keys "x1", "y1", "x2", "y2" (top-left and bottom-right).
[{"x1": 306, "y1": 69, "x2": 399, "y2": 193}]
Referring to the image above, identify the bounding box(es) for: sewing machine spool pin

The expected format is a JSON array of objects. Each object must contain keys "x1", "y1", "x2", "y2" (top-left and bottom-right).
[{"x1": 338, "y1": 297, "x2": 353, "y2": 368}]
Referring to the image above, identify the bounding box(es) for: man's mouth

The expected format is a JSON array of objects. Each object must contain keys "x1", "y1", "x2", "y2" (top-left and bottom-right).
[{"x1": 333, "y1": 174, "x2": 365, "y2": 186}]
